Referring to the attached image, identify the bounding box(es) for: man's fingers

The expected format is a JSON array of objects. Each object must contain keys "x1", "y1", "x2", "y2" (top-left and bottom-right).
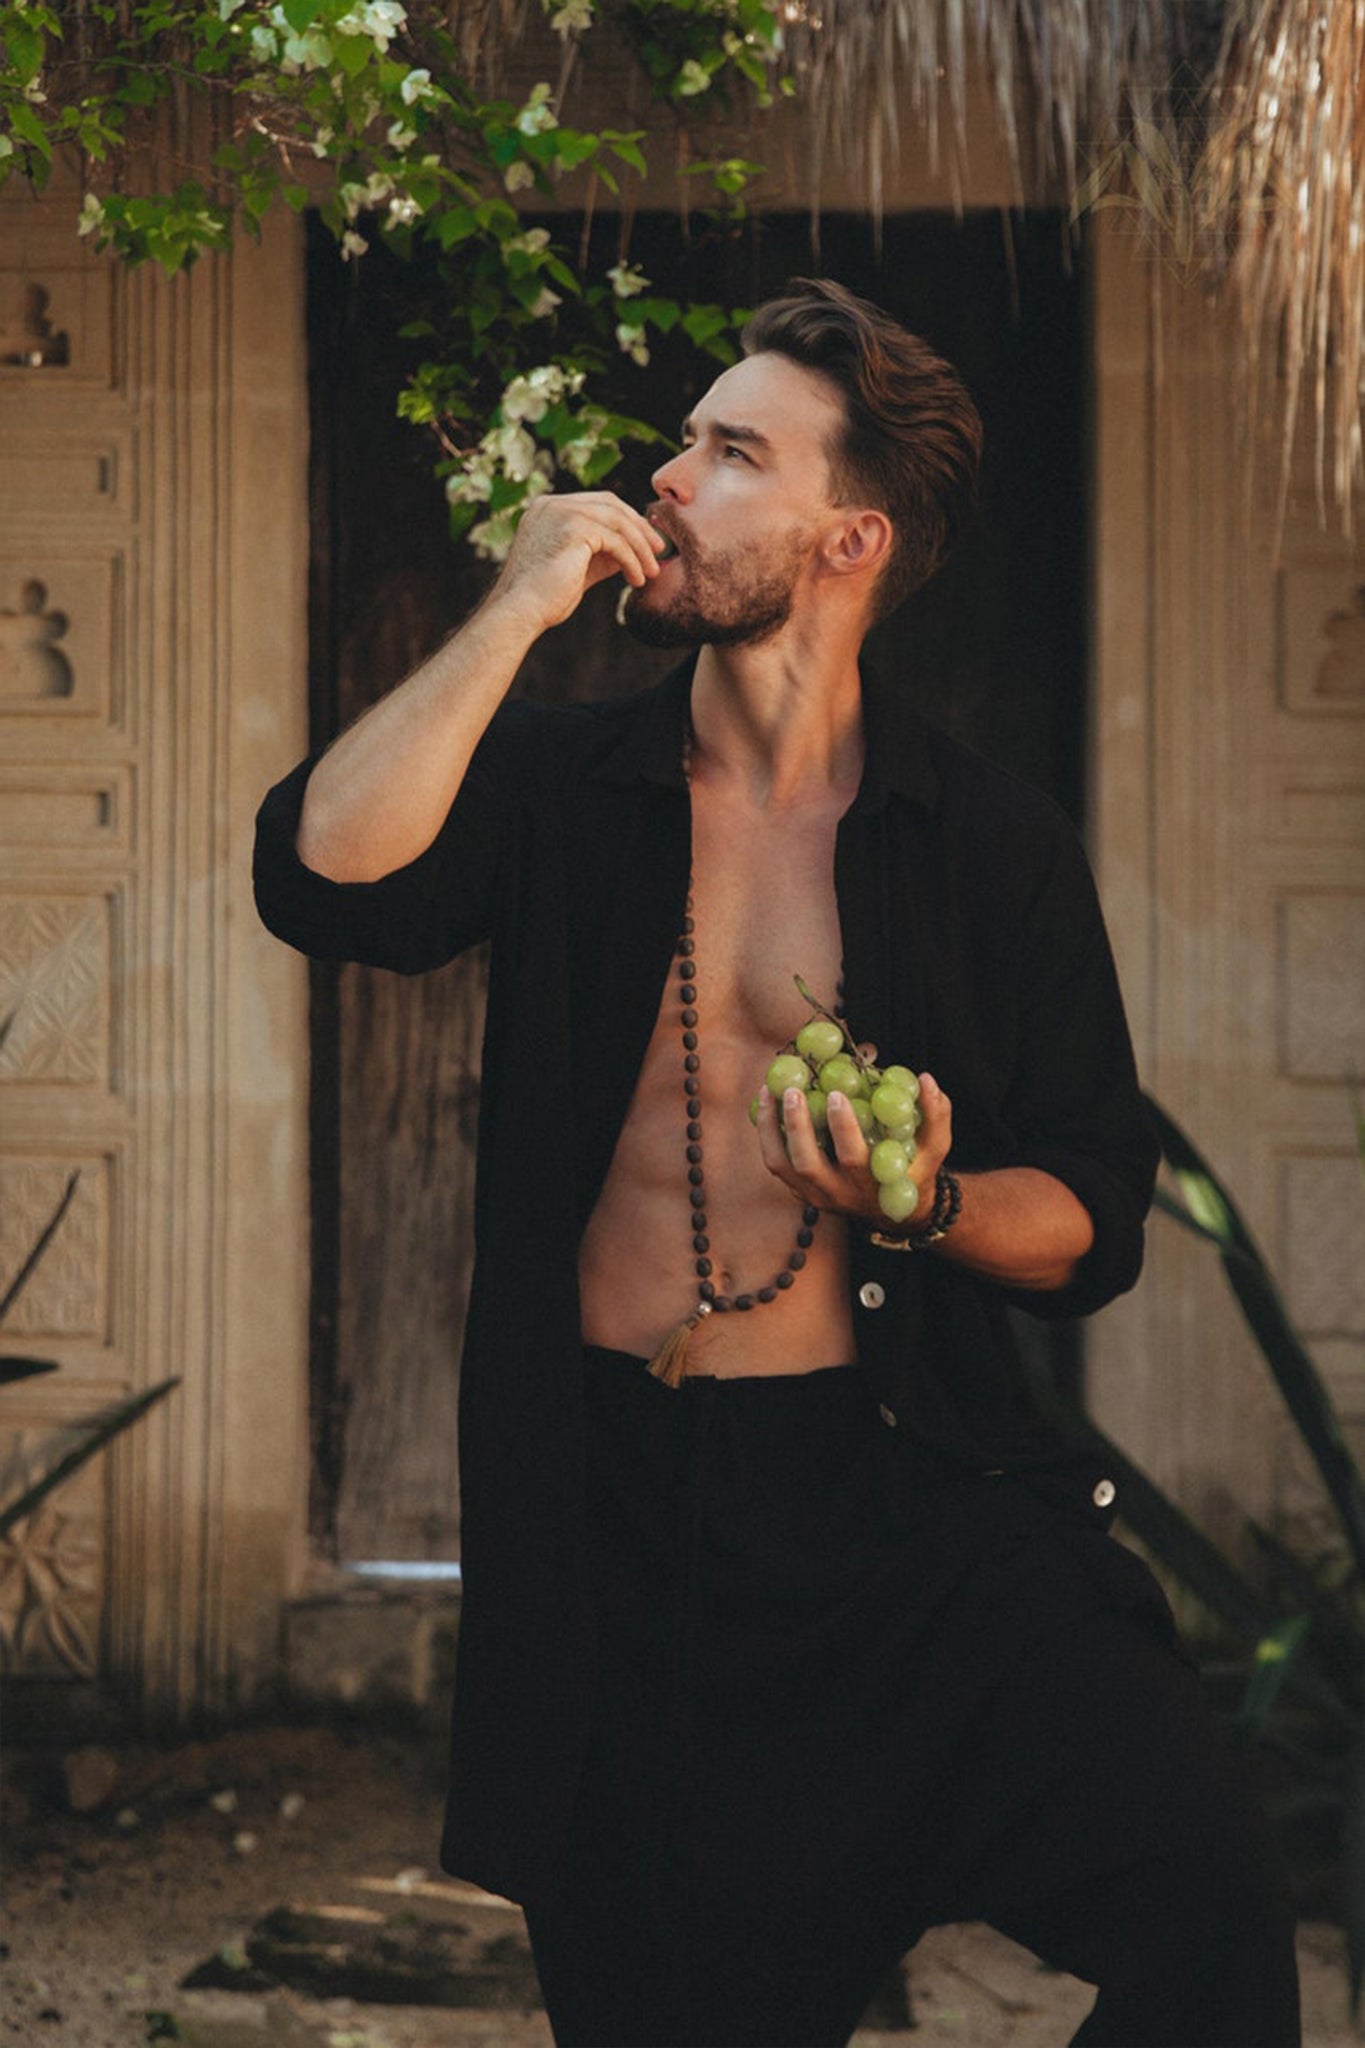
[
  {"x1": 754, "y1": 1085, "x2": 795, "y2": 1180},
  {"x1": 827, "y1": 1091, "x2": 872, "y2": 1172}
]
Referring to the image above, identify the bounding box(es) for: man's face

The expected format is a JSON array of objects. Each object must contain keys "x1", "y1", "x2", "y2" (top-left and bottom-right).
[{"x1": 623, "y1": 352, "x2": 848, "y2": 649}]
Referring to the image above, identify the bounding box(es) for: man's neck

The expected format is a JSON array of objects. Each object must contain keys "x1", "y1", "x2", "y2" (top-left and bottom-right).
[{"x1": 690, "y1": 634, "x2": 867, "y2": 811}]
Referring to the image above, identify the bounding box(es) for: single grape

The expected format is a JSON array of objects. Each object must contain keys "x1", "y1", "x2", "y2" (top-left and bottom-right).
[
  {"x1": 748, "y1": 1096, "x2": 762, "y2": 1126},
  {"x1": 869, "y1": 1138, "x2": 911, "y2": 1185},
  {"x1": 806, "y1": 1089, "x2": 831, "y2": 1133},
  {"x1": 818, "y1": 1055, "x2": 865, "y2": 1099},
  {"x1": 766, "y1": 1054, "x2": 810, "y2": 1098},
  {"x1": 795, "y1": 1018, "x2": 845, "y2": 1065},
  {"x1": 869, "y1": 1081, "x2": 917, "y2": 1129},
  {"x1": 880, "y1": 1064, "x2": 920, "y2": 1100},
  {"x1": 849, "y1": 1098, "x2": 876, "y2": 1138},
  {"x1": 879, "y1": 1126, "x2": 918, "y2": 1161},
  {"x1": 877, "y1": 1177, "x2": 920, "y2": 1223}
]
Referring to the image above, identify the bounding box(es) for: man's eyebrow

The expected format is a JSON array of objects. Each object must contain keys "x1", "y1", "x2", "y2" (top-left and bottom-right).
[{"x1": 679, "y1": 415, "x2": 774, "y2": 453}]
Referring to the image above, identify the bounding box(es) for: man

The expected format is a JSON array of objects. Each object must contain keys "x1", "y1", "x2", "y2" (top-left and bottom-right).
[{"x1": 255, "y1": 278, "x2": 1300, "y2": 2046}]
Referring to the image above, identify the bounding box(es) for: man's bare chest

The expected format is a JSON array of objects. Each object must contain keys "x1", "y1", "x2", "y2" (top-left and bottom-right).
[{"x1": 684, "y1": 794, "x2": 848, "y2": 1047}]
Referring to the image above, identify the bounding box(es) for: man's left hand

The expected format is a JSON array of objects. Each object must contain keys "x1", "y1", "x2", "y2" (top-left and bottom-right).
[{"x1": 754, "y1": 1074, "x2": 953, "y2": 1235}]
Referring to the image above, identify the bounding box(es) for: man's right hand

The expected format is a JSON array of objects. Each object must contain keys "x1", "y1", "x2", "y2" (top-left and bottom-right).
[{"x1": 492, "y1": 491, "x2": 668, "y2": 635}]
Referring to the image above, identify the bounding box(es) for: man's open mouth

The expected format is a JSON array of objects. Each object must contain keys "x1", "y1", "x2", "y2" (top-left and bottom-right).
[{"x1": 656, "y1": 533, "x2": 680, "y2": 561}]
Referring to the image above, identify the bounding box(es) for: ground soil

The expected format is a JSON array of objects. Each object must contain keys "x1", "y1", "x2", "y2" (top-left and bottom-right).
[{"x1": 1, "y1": 1722, "x2": 1359, "y2": 2048}]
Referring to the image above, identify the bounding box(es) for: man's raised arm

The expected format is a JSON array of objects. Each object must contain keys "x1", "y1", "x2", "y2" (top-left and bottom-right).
[{"x1": 296, "y1": 492, "x2": 667, "y2": 883}]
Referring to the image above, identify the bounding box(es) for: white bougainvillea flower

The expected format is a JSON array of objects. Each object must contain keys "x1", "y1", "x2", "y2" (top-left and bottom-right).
[
  {"x1": 516, "y1": 83, "x2": 558, "y2": 136},
  {"x1": 500, "y1": 363, "x2": 587, "y2": 424},
  {"x1": 341, "y1": 230, "x2": 369, "y2": 260},
  {"x1": 250, "y1": 23, "x2": 278, "y2": 59},
  {"x1": 486, "y1": 423, "x2": 540, "y2": 482},
  {"x1": 77, "y1": 193, "x2": 105, "y2": 236},
  {"x1": 400, "y1": 66, "x2": 436, "y2": 105},
  {"x1": 386, "y1": 120, "x2": 417, "y2": 149},
  {"x1": 549, "y1": 0, "x2": 595, "y2": 34},
  {"x1": 506, "y1": 228, "x2": 552, "y2": 256},
  {"x1": 607, "y1": 262, "x2": 649, "y2": 299},
  {"x1": 445, "y1": 455, "x2": 495, "y2": 505},
  {"x1": 469, "y1": 508, "x2": 521, "y2": 561},
  {"x1": 387, "y1": 194, "x2": 421, "y2": 225},
  {"x1": 616, "y1": 321, "x2": 650, "y2": 366},
  {"x1": 676, "y1": 59, "x2": 712, "y2": 95},
  {"x1": 529, "y1": 287, "x2": 562, "y2": 320},
  {"x1": 504, "y1": 161, "x2": 535, "y2": 193}
]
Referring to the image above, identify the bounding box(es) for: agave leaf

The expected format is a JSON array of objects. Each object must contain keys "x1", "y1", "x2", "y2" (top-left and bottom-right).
[
  {"x1": 1248, "y1": 1521, "x2": 1365, "y2": 1701},
  {"x1": 0, "y1": 1378, "x2": 180, "y2": 1539},
  {"x1": 1145, "y1": 1094, "x2": 1365, "y2": 1583},
  {"x1": 1345, "y1": 1732, "x2": 1365, "y2": 2016},
  {"x1": 0, "y1": 1357, "x2": 59, "y2": 1387},
  {"x1": 0, "y1": 1169, "x2": 80, "y2": 1326},
  {"x1": 1240, "y1": 1613, "x2": 1312, "y2": 1738}
]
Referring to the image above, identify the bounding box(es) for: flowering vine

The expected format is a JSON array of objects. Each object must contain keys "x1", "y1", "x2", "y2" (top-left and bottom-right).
[{"x1": 0, "y1": 0, "x2": 792, "y2": 555}]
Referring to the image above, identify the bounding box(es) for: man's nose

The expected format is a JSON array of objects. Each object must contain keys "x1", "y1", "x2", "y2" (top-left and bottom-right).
[{"x1": 651, "y1": 445, "x2": 692, "y2": 500}]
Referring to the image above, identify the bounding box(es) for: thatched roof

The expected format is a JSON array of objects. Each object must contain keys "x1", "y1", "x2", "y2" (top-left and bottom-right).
[{"x1": 769, "y1": 0, "x2": 1360, "y2": 552}]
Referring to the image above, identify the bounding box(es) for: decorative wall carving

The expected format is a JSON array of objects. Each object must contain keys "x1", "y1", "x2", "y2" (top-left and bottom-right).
[
  {"x1": 0, "y1": 767, "x2": 128, "y2": 853},
  {"x1": 0, "y1": 553, "x2": 121, "y2": 723},
  {"x1": 0, "y1": 578, "x2": 72, "y2": 697},
  {"x1": 1277, "y1": 559, "x2": 1365, "y2": 714},
  {"x1": 1316, "y1": 585, "x2": 1365, "y2": 700},
  {"x1": 0, "y1": 893, "x2": 113, "y2": 1086},
  {"x1": 0, "y1": 280, "x2": 70, "y2": 368},
  {"x1": 1277, "y1": 892, "x2": 1365, "y2": 1081},
  {"x1": 0, "y1": 436, "x2": 129, "y2": 520},
  {"x1": 0, "y1": 1155, "x2": 109, "y2": 1341},
  {"x1": 1272, "y1": 779, "x2": 1365, "y2": 844},
  {"x1": 0, "y1": 1429, "x2": 102, "y2": 1678},
  {"x1": 1280, "y1": 1154, "x2": 1365, "y2": 1335},
  {"x1": 0, "y1": 241, "x2": 117, "y2": 389}
]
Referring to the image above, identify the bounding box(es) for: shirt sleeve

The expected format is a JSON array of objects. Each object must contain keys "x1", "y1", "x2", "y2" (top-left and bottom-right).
[
  {"x1": 995, "y1": 819, "x2": 1160, "y2": 1320},
  {"x1": 252, "y1": 698, "x2": 532, "y2": 973}
]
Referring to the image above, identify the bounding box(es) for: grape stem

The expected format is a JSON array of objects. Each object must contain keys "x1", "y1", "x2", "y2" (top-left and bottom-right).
[{"x1": 791, "y1": 974, "x2": 880, "y2": 1078}]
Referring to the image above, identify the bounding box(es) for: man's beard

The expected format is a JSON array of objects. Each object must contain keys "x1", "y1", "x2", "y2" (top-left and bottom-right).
[{"x1": 623, "y1": 528, "x2": 811, "y2": 649}]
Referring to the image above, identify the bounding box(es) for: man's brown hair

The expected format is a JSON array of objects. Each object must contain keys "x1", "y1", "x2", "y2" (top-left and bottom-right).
[{"x1": 741, "y1": 278, "x2": 984, "y2": 621}]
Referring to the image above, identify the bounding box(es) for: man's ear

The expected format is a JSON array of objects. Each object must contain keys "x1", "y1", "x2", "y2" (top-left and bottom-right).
[{"x1": 822, "y1": 509, "x2": 894, "y2": 585}]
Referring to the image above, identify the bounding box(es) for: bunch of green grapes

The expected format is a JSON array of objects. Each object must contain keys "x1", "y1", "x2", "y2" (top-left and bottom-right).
[{"x1": 750, "y1": 977, "x2": 924, "y2": 1224}]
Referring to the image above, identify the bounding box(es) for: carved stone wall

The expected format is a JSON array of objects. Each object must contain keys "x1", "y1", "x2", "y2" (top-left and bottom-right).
[
  {"x1": 0, "y1": 146, "x2": 311, "y2": 1715},
  {"x1": 1089, "y1": 219, "x2": 1365, "y2": 1571}
]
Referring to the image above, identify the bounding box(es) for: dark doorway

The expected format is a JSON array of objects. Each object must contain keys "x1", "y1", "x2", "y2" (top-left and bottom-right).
[{"x1": 305, "y1": 206, "x2": 1088, "y2": 1564}]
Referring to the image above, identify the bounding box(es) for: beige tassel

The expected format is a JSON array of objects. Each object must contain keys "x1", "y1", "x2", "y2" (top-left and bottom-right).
[{"x1": 645, "y1": 1310, "x2": 704, "y2": 1387}]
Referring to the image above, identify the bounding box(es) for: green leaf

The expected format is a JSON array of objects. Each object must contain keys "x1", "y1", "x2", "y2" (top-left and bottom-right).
[
  {"x1": 0, "y1": 1378, "x2": 181, "y2": 1538},
  {"x1": 332, "y1": 29, "x2": 371, "y2": 75},
  {"x1": 0, "y1": 1168, "x2": 79, "y2": 1324},
  {"x1": 280, "y1": 0, "x2": 318, "y2": 29},
  {"x1": 282, "y1": 185, "x2": 310, "y2": 214},
  {"x1": 7, "y1": 98, "x2": 51, "y2": 159},
  {"x1": 1146, "y1": 1091, "x2": 1365, "y2": 1585}
]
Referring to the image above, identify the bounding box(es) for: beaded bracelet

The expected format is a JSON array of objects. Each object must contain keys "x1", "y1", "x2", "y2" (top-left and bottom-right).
[{"x1": 868, "y1": 1166, "x2": 963, "y2": 1252}]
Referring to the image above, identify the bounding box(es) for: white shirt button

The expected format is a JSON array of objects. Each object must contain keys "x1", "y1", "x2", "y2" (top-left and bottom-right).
[
  {"x1": 1093, "y1": 1478, "x2": 1117, "y2": 1509},
  {"x1": 878, "y1": 1403, "x2": 898, "y2": 1428},
  {"x1": 858, "y1": 1281, "x2": 886, "y2": 1310}
]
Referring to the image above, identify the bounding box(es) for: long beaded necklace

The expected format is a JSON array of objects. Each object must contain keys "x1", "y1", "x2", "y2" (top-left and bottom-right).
[{"x1": 644, "y1": 713, "x2": 824, "y2": 1387}]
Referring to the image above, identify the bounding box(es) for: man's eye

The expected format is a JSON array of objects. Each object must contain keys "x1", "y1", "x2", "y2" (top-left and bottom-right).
[{"x1": 722, "y1": 444, "x2": 750, "y2": 462}]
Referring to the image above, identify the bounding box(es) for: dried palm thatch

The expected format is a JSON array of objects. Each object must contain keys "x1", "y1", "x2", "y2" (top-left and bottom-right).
[
  {"x1": 769, "y1": 0, "x2": 1361, "y2": 547},
  {"x1": 1197, "y1": 0, "x2": 1364, "y2": 554}
]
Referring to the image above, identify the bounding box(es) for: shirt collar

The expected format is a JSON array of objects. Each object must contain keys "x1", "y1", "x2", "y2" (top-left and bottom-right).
[{"x1": 586, "y1": 652, "x2": 939, "y2": 815}]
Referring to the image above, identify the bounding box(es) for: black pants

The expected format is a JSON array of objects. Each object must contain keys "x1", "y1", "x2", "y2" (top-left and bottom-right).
[{"x1": 523, "y1": 1347, "x2": 1301, "y2": 2048}]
